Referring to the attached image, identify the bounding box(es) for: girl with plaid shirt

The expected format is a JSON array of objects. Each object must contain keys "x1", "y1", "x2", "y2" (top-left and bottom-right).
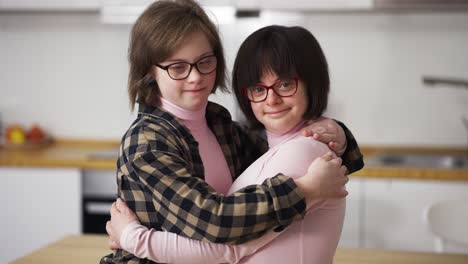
[{"x1": 102, "y1": 1, "x2": 363, "y2": 263}]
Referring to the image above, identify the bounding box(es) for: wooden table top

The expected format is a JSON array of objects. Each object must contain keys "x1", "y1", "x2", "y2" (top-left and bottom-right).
[{"x1": 12, "y1": 235, "x2": 468, "y2": 264}]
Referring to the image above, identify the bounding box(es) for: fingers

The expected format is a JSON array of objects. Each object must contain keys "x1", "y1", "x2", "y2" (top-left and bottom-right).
[
  {"x1": 116, "y1": 198, "x2": 126, "y2": 212},
  {"x1": 110, "y1": 201, "x2": 118, "y2": 215},
  {"x1": 301, "y1": 128, "x2": 313, "y2": 137},
  {"x1": 328, "y1": 141, "x2": 344, "y2": 151},
  {"x1": 313, "y1": 132, "x2": 333, "y2": 144},
  {"x1": 335, "y1": 188, "x2": 349, "y2": 198},
  {"x1": 334, "y1": 175, "x2": 349, "y2": 198},
  {"x1": 109, "y1": 238, "x2": 120, "y2": 250},
  {"x1": 106, "y1": 220, "x2": 113, "y2": 237},
  {"x1": 340, "y1": 165, "x2": 348, "y2": 175},
  {"x1": 106, "y1": 221, "x2": 120, "y2": 245},
  {"x1": 301, "y1": 123, "x2": 327, "y2": 138},
  {"x1": 301, "y1": 120, "x2": 317, "y2": 136},
  {"x1": 330, "y1": 157, "x2": 343, "y2": 166},
  {"x1": 322, "y1": 152, "x2": 334, "y2": 161},
  {"x1": 341, "y1": 175, "x2": 349, "y2": 185},
  {"x1": 116, "y1": 197, "x2": 124, "y2": 207},
  {"x1": 334, "y1": 176, "x2": 349, "y2": 199},
  {"x1": 109, "y1": 239, "x2": 120, "y2": 250},
  {"x1": 108, "y1": 238, "x2": 114, "y2": 250},
  {"x1": 117, "y1": 198, "x2": 135, "y2": 217},
  {"x1": 111, "y1": 198, "x2": 128, "y2": 216},
  {"x1": 305, "y1": 119, "x2": 316, "y2": 125}
]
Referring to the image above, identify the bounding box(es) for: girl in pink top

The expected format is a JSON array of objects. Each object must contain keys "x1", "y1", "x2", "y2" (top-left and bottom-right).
[{"x1": 107, "y1": 25, "x2": 347, "y2": 263}]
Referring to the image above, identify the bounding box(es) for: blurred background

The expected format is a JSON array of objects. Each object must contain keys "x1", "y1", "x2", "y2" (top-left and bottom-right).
[{"x1": 1, "y1": 1, "x2": 467, "y2": 145}]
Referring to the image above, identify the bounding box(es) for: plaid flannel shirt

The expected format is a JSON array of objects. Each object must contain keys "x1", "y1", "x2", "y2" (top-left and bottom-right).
[{"x1": 101, "y1": 102, "x2": 363, "y2": 264}]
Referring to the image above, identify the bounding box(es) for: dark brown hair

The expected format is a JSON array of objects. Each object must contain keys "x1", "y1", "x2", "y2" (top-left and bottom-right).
[
  {"x1": 232, "y1": 25, "x2": 330, "y2": 129},
  {"x1": 128, "y1": 0, "x2": 228, "y2": 110}
]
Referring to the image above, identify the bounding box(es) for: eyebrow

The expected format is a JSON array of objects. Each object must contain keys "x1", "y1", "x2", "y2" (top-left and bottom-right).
[
  {"x1": 164, "y1": 52, "x2": 214, "y2": 64},
  {"x1": 256, "y1": 78, "x2": 280, "y2": 86}
]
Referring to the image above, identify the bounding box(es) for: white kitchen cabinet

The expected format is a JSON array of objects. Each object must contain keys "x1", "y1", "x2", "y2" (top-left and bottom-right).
[
  {"x1": 338, "y1": 177, "x2": 364, "y2": 248},
  {"x1": 362, "y1": 178, "x2": 468, "y2": 253},
  {"x1": 234, "y1": 0, "x2": 373, "y2": 10},
  {"x1": 0, "y1": 0, "x2": 99, "y2": 11},
  {"x1": 0, "y1": 167, "x2": 81, "y2": 263}
]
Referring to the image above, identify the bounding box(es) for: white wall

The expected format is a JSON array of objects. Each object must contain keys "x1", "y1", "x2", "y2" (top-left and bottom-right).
[
  {"x1": 1, "y1": 11, "x2": 467, "y2": 146},
  {"x1": 1, "y1": 13, "x2": 133, "y2": 139}
]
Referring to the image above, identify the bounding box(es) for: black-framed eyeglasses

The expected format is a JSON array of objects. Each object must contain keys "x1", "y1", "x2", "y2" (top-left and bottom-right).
[
  {"x1": 155, "y1": 55, "x2": 217, "y2": 80},
  {"x1": 242, "y1": 77, "x2": 299, "y2": 103}
]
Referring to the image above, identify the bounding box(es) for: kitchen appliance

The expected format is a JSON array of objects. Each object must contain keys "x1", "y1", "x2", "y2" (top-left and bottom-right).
[{"x1": 82, "y1": 169, "x2": 117, "y2": 234}]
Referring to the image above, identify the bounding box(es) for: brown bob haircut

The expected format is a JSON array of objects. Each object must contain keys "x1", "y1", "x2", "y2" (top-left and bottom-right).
[
  {"x1": 128, "y1": 0, "x2": 228, "y2": 110},
  {"x1": 232, "y1": 25, "x2": 330, "y2": 129}
]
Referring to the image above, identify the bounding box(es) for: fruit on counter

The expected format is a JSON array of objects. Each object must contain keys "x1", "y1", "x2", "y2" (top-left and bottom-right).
[
  {"x1": 5, "y1": 124, "x2": 27, "y2": 145},
  {"x1": 27, "y1": 124, "x2": 47, "y2": 144}
]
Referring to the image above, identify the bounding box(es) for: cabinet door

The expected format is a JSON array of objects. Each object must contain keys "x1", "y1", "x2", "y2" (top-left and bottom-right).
[
  {"x1": 338, "y1": 178, "x2": 363, "y2": 248},
  {"x1": 0, "y1": 0, "x2": 99, "y2": 10},
  {"x1": 362, "y1": 178, "x2": 468, "y2": 253},
  {"x1": 235, "y1": 0, "x2": 373, "y2": 10},
  {"x1": 0, "y1": 167, "x2": 81, "y2": 263}
]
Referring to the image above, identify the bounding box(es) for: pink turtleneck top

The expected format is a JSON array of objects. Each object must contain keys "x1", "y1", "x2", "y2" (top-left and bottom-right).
[
  {"x1": 159, "y1": 97, "x2": 232, "y2": 194},
  {"x1": 120, "y1": 121, "x2": 346, "y2": 264}
]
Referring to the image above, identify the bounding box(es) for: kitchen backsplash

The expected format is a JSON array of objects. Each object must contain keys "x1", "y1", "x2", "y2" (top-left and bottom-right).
[{"x1": 0, "y1": 11, "x2": 467, "y2": 146}]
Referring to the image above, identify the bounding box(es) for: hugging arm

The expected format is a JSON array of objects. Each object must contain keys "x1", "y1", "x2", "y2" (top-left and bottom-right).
[
  {"x1": 116, "y1": 220, "x2": 280, "y2": 264},
  {"x1": 119, "y1": 125, "x2": 306, "y2": 245},
  {"x1": 334, "y1": 120, "x2": 364, "y2": 173},
  {"x1": 109, "y1": 136, "x2": 347, "y2": 263},
  {"x1": 111, "y1": 115, "x2": 362, "y2": 261}
]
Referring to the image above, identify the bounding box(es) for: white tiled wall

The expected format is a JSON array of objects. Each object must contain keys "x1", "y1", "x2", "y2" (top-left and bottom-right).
[{"x1": 1, "y1": 11, "x2": 467, "y2": 146}]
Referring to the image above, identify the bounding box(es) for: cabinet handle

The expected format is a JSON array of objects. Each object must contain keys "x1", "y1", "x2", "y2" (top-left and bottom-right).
[{"x1": 86, "y1": 202, "x2": 112, "y2": 214}]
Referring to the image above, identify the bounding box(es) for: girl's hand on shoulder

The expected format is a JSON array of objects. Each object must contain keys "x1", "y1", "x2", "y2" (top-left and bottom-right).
[
  {"x1": 306, "y1": 152, "x2": 348, "y2": 198},
  {"x1": 295, "y1": 152, "x2": 348, "y2": 208},
  {"x1": 301, "y1": 117, "x2": 347, "y2": 156},
  {"x1": 106, "y1": 198, "x2": 139, "y2": 250}
]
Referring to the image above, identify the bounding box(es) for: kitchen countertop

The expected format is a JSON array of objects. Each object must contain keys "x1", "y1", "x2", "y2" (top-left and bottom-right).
[
  {"x1": 1, "y1": 139, "x2": 467, "y2": 181},
  {"x1": 11, "y1": 234, "x2": 468, "y2": 264},
  {"x1": 354, "y1": 145, "x2": 468, "y2": 181},
  {"x1": 0, "y1": 139, "x2": 119, "y2": 170}
]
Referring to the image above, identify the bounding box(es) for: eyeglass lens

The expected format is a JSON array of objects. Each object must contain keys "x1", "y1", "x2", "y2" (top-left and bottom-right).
[
  {"x1": 246, "y1": 78, "x2": 297, "y2": 102},
  {"x1": 167, "y1": 55, "x2": 217, "y2": 80}
]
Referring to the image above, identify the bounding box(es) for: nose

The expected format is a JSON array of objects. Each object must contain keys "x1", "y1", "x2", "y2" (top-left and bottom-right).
[
  {"x1": 265, "y1": 88, "x2": 281, "y2": 105},
  {"x1": 186, "y1": 65, "x2": 203, "y2": 83}
]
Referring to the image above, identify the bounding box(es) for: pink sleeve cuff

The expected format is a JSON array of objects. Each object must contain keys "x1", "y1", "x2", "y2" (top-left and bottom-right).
[{"x1": 120, "y1": 220, "x2": 147, "y2": 253}]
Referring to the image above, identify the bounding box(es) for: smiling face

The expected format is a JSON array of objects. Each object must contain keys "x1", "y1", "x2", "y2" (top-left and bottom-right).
[
  {"x1": 152, "y1": 31, "x2": 216, "y2": 111},
  {"x1": 232, "y1": 26, "x2": 330, "y2": 131},
  {"x1": 250, "y1": 71, "x2": 308, "y2": 135}
]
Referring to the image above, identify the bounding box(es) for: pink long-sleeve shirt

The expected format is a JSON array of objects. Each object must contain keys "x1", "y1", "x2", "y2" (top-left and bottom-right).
[
  {"x1": 159, "y1": 97, "x2": 232, "y2": 194},
  {"x1": 120, "y1": 121, "x2": 346, "y2": 264}
]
